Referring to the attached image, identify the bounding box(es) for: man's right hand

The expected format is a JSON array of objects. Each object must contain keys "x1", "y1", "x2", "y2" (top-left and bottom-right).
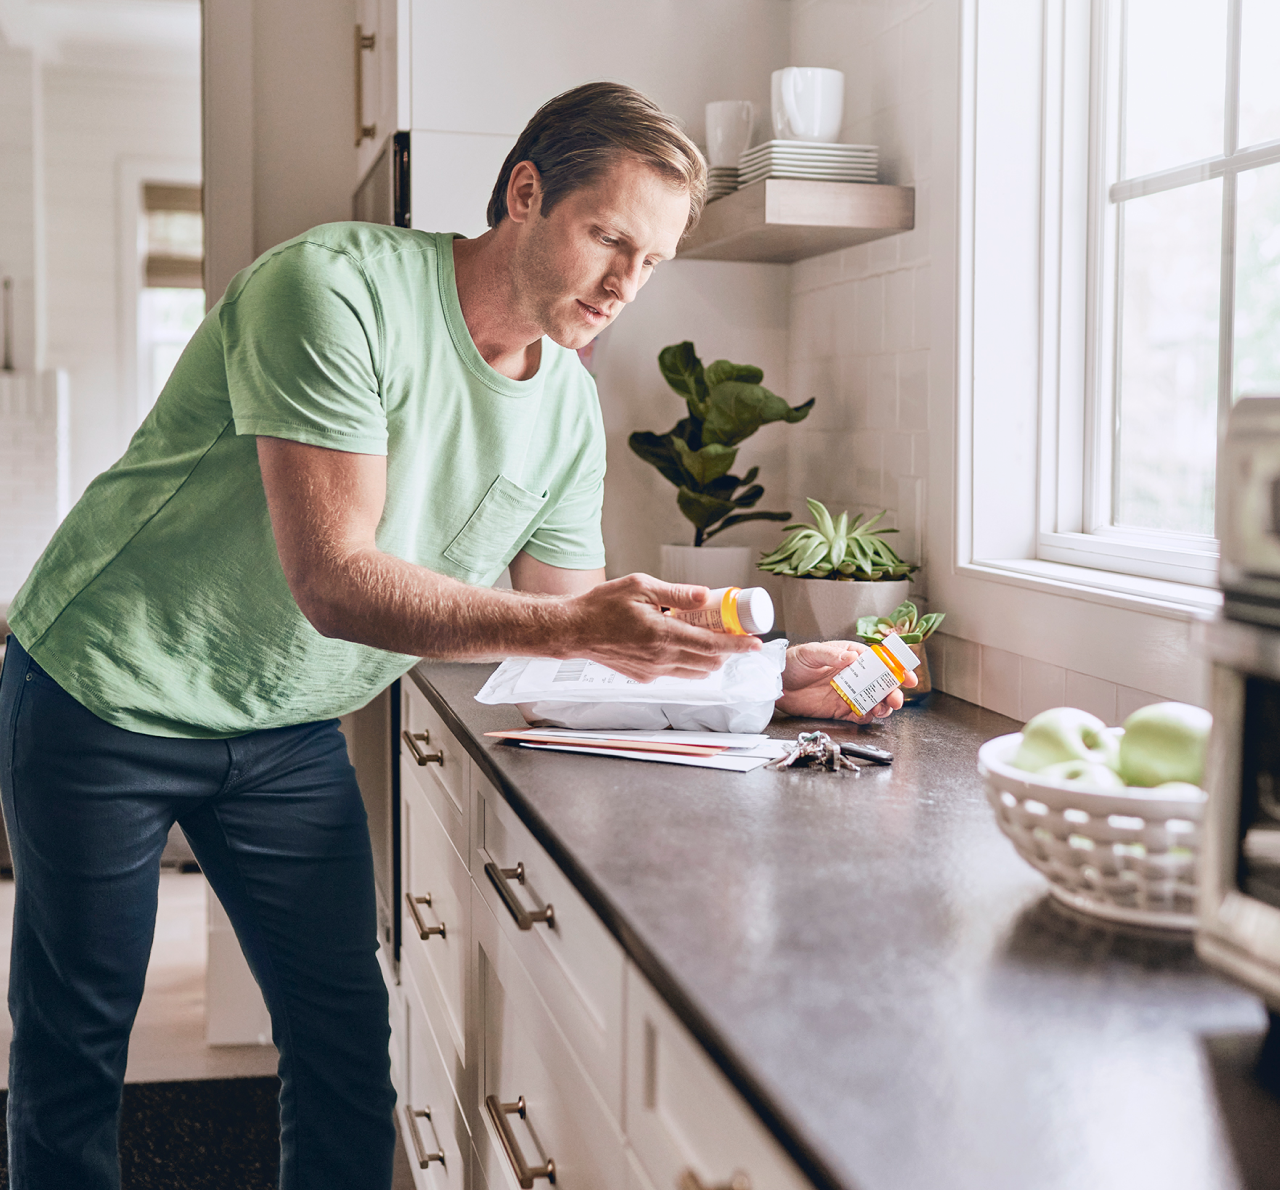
[{"x1": 560, "y1": 573, "x2": 761, "y2": 683}]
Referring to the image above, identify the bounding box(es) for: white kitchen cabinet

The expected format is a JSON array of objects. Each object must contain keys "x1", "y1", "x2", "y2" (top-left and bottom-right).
[
  {"x1": 355, "y1": 0, "x2": 412, "y2": 183},
  {"x1": 477, "y1": 779, "x2": 625, "y2": 1123},
  {"x1": 625, "y1": 967, "x2": 811, "y2": 1190},
  {"x1": 388, "y1": 676, "x2": 816, "y2": 1190},
  {"x1": 472, "y1": 885, "x2": 628, "y2": 1190}
]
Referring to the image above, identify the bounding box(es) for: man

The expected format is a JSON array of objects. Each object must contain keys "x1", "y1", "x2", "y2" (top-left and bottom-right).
[{"x1": 0, "y1": 82, "x2": 908, "y2": 1189}]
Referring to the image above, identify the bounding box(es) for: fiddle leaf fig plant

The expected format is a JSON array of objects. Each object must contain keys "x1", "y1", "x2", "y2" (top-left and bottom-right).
[
  {"x1": 628, "y1": 341, "x2": 814, "y2": 546},
  {"x1": 855, "y1": 601, "x2": 944, "y2": 645},
  {"x1": 757, "y1": 498, "x2": 917, "y2": 580}
]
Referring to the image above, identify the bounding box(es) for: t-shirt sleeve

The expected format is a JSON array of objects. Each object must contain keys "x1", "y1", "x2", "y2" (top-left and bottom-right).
[
  {"x1": 520, "y1": 399, "x2": 607, "y2": 571},
  {"x1": 220, "y1": 241, "x2": 388, "y2": 455}
]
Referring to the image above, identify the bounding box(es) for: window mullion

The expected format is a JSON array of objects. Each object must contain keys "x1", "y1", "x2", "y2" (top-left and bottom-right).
[{"x1": 1214, "y1": 0, "x2": 1243, "y2": 540}]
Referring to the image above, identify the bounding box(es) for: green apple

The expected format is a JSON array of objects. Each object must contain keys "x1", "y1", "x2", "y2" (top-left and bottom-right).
[
  {"x1": 1039, "y1": 759, "x2": 1126, "y2": 790},
  {"x1": 1012, "y1": 707, "x2": 1110, "y2": 773},
  {"x1": 1117, "y1": 702, "x2": 1212, "y2": 788},
  {"x1": 1096, "y1": 726, "x2": 1124, "y2": 772}
]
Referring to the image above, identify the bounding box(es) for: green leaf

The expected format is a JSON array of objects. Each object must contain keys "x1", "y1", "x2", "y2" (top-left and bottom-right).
[
  {"x1": 658, "y1": 342, "x2": 709, "y2": 417},
  {"x1": 704, "y1": 510, "x2": 792, "y2": 540},
  {"x1": 672, "y1": 439, "x2": 738, "y2": 486},
  {"x1": 916, "y1": 612, "x2": 945, "y2": 639},
  {"x1": 628, "y1": 431, "x2": 691, "y2": 489},
  {"x1": 897, "y1": 632, "x2": 924, "y2": 644},
  {"x1": 888, "y1": 601, "x2": 918, "y2": 625},
  {"x1": 676, "y1": 486, "x2": 739, "y2": 532},
  {"x1": 701, "y1": 384, "x2": 815, "y2": 447},
  {"x1": 705, "y1": 359, "x2": 765, "y2": 387},
  {"x1": 854, "y1": 615, "x2": 882, "y2": 638},
  {"x1": 794, "y1": 537, "x2": 831, "y2": 576},
  {"x1": 807, "y1": 497, "x2": 835, "y2": 540},
  {"x1": 731, "y1": 483, "x2": 765, "y2": 508}
]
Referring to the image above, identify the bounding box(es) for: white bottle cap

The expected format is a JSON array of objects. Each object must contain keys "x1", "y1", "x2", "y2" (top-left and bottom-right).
[
  {"x1": 736, "y1": 587, "x2": 775, "y2": 635},
  {"x1": 881, "y1": 631, "x2": 920, "y2": 670}
]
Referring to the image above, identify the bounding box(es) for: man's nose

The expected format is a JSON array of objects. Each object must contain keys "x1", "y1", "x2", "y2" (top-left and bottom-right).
[{"x1": 605, "y1": 258, "x2": 645, "y2": 304}]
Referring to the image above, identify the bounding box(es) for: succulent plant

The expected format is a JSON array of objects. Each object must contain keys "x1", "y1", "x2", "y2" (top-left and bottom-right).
[
  {"x1": 628, "y1": 341, "x2": 814, "y2": 546},
  {"x1": 855, "y1": 600, "x2": 944, "y2": 645},
  {"x1": 756, "y1": 498, "x2": 917, "y2": 580}
]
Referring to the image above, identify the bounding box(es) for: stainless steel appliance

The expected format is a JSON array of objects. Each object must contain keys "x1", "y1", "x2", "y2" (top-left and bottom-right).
[{"x1": 1197, "y1": 397, "x2": 1280, "y2": 1040}]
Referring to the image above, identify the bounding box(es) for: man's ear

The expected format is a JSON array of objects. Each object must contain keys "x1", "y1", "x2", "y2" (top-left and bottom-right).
[{"x1": 506, "y1": 160, "x2": 542, "y2": 225}]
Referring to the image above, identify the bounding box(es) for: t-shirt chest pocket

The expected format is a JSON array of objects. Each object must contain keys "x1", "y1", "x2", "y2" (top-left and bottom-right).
[{"x1": 443, "y1": 474, "x2": 548, "y2": 584}]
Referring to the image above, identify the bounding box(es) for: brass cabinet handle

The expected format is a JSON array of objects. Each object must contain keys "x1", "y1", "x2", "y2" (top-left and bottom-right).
[
  {"x1": 354, "y1": 24, "x2": 377, "y2": 145},
  {"x1": 406, "y1": 1104, "x2": 445, "y2": 1169},
  {"x1": 484, "y1": 861, "x2": 554, "y2": 931},
  {"x1": 485, "y1": 1095, "x2": 555, "y2": 1187},
  {"x1": 402, "y1": 729, "x2": 445, "y2": 766},
  {"x1": 679, "y1": 1171, "x2": 751, "y2": 1190},
  {"x1": 404, "y1": 893, "x2": 446, "y2": 940}
]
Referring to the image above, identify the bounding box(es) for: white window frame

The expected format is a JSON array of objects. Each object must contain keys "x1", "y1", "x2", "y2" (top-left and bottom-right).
[{"x1": 1037, "y1": 0, "x2": 1280, "y2": 588}]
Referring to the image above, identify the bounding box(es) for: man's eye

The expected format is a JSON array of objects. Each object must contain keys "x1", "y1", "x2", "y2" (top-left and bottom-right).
[{"x1": 601, "y1": 235, "x2": 617, "y2": 246}]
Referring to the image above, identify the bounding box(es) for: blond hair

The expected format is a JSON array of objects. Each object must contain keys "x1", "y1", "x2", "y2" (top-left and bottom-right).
[{"x1": 487, "y1": 81, "x2": 707, "y2": 232}]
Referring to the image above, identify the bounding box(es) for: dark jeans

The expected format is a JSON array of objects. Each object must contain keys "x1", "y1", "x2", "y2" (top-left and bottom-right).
[{"x1": 0, "y1": 636, "x2": 395, "y2": 1189}]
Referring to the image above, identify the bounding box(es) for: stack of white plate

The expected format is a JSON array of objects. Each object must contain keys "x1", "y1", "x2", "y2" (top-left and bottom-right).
[
  {"x1": 737, "y1": 140, "x2": 878, "y2": 186},
  {"x1": 707, "y1": 165, "x2": 739, "y2": 201}
]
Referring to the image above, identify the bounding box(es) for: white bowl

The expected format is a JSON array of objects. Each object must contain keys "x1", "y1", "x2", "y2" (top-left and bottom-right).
[{"x1": 978, "y1": 733, "x2": 1206, "y2": 931}]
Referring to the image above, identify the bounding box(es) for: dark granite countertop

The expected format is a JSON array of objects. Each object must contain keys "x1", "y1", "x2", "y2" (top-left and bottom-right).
[{"x1": 412, "y1": 662, "x2": 1280, "y2": 1190}]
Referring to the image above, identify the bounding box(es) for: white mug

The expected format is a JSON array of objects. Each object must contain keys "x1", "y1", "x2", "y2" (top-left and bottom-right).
[
  {"x1": 704, "y1": 100, "x2": 755, "y2": 168},
  {"x1": 771, "y1": 67, "x2": 844, "y2": 143}
]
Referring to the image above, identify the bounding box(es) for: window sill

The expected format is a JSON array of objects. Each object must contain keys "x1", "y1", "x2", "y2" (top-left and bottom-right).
[{"x1": 960, "y1": 558, "x2": 1222, "y2": 622}]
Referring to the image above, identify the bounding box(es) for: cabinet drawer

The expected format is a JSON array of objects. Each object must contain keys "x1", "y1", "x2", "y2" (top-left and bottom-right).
[
  {"x1": 403, "y1": 781, "x2": 471, "y2": 1065},
  {"x1": 475, "y1": 778, "x2": 624, "y2": 1121},
  {"x1": 402, "y1": 673, "x2": 469, "y2": 859},
  {"x1": 473, "y1": 888, "x2": 626, "y2": 1190},
  {"x1": 403, "y1": 976, "x2": 470, "y2": 1190},
  {"x1": 625, "y1": 967, "x2": 812, "y2": 1190}
]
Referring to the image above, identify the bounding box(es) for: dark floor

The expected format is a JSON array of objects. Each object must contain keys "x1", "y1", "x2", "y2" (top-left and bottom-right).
[
  {"x1": 0, "y1": 1077, "x2": 281, "y2": 1188},
  {"x1": 0, "y1": 1077, "x2": 418, "y2": 1188}
]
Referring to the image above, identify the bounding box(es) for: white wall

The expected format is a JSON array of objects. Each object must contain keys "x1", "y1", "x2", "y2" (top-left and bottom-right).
[
  {"x1": 42, "y1": 61, "x2": 201, "y2": 500},
  {"x1": 0, "y1": 34, "x2": 41, "y2": 374},
  {"x1": 781, "y1": 0, "x2": 1200, "y2": 725},
  {"x1": 203, "y1": 0, "x2": 357, "y2": 305}
]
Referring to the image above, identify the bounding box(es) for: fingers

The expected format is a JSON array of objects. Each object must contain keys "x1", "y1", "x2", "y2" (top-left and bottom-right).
[{"x1": 641, "y1": 577, "x2": 713, "y2": 610}]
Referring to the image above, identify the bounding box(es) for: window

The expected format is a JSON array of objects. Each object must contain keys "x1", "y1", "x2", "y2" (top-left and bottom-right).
[
  {"x1": 1039, "y1": 0, "x2": 1280, "y2": 587},
  {"x1": 137, "y1": 183, "x2": 204, "y2": 420}
]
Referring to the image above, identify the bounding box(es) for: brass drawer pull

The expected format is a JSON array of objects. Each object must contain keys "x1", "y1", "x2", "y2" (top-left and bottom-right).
[
  {"x1": 405, "y1": 893, "x2": 446, "y2": 940},
  {"x1": 402, "y1": 729, "x2": 445, "y2": 766},
  {"x1": 354, "y1": 24, "x2": 377, "y2": 146},
  {"x1": 485, "y1": 1094, "x2": 555, "y2": 1187},
  {"x1": 484, "y1": 861, "x2": 555, "y2": 931},
  {"x1": 406, "y1": 1104, "x2": 445, "y2": 1169},
  {"x1": 679, "y1": 1171, "x2": 751, "y2": 1190}
]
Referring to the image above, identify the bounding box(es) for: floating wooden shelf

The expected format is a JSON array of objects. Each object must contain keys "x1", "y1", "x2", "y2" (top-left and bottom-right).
[{"x1": 679, "y1": 178, "x2": 915, "y2": 263}]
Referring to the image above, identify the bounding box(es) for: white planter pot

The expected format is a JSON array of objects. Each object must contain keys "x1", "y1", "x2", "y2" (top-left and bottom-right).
[
  {"x1": 780, "y1": 577, "x2": 910, "y2": 643},
  {"x1": 659, "y1": 544, "x2": 752, "y2": 589}
]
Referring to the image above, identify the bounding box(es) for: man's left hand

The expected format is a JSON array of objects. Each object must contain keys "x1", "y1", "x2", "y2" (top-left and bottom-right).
[{"x1": 775, "y1": 640, "x2": 917, "y2": 723}]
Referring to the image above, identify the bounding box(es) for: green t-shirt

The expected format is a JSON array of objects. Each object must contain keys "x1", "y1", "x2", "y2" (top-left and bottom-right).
[{"x1": 9, "y1": 225, "x2": 606, "y2": 738}]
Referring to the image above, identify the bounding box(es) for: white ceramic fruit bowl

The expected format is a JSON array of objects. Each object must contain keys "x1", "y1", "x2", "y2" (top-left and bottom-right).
[{"x1": 978, "y1": 732, "x2": 1206, "y2": 931}]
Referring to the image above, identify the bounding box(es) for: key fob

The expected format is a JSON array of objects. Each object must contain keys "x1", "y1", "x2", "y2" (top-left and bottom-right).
[{"x1": 839, "y1": 740, "x2": 893, "y2": 765}]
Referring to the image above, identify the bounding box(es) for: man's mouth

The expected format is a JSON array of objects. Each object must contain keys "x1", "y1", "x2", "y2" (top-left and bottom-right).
[{"x1": 577, "y1": 300, "x2": 609, "y2": 323}]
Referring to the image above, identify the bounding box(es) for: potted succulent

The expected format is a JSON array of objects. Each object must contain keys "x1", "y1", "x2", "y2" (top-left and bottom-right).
[
  {"x1": 757, "y1": 498, "x2": 918, "y2": 641},
  {"x1": 856, "y1": 600, "x2": 945, "y2": 701},
  {"x1": 629, "y1": 341, "x2": 813, "y2": 587}
]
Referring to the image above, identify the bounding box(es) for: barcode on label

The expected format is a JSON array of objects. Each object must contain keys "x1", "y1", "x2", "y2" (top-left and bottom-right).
[{"x1": 553, "y1": 659, "x2": 590, "y2": 683}]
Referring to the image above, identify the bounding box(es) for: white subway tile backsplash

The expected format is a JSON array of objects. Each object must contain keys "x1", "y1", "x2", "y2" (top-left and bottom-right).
[
  {"x1": 1065, "y1": 671, "x2": 1119, "y2": 725},
  {"x1": 940, "y1": 633, "x2": 980, "y2": 705},
  {"x1": 897, "y1": 350, "x2": 928, "y2": 432},
  {"x1": 853, "y1": 276, "x2": 885, "y2": 356},
  {"x1": 1116, "y1": 685, "x2": 1163, "y2": 722},
  {"x1": 1020, "y1": 657, "x2": 1067, "y2": 721},
  {"x1": 866, "y1": 353, "x2": 898, "y2": 429},
  {"x1": 980, "y1": 645, "x2": 1021, "y2": 719},
  {"x1": 884, "y1": 268, "x2": 915, "y2": 352}
]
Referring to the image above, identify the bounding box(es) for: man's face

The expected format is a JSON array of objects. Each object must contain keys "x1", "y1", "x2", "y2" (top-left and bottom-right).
[{"x1": 510, "y1": 154, "x2": 691, "y2": 351}]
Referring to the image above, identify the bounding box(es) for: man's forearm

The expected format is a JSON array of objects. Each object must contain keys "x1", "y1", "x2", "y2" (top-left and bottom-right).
[{"x1": 297, "y1": 545, "x2": 576, "y2": 659}]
